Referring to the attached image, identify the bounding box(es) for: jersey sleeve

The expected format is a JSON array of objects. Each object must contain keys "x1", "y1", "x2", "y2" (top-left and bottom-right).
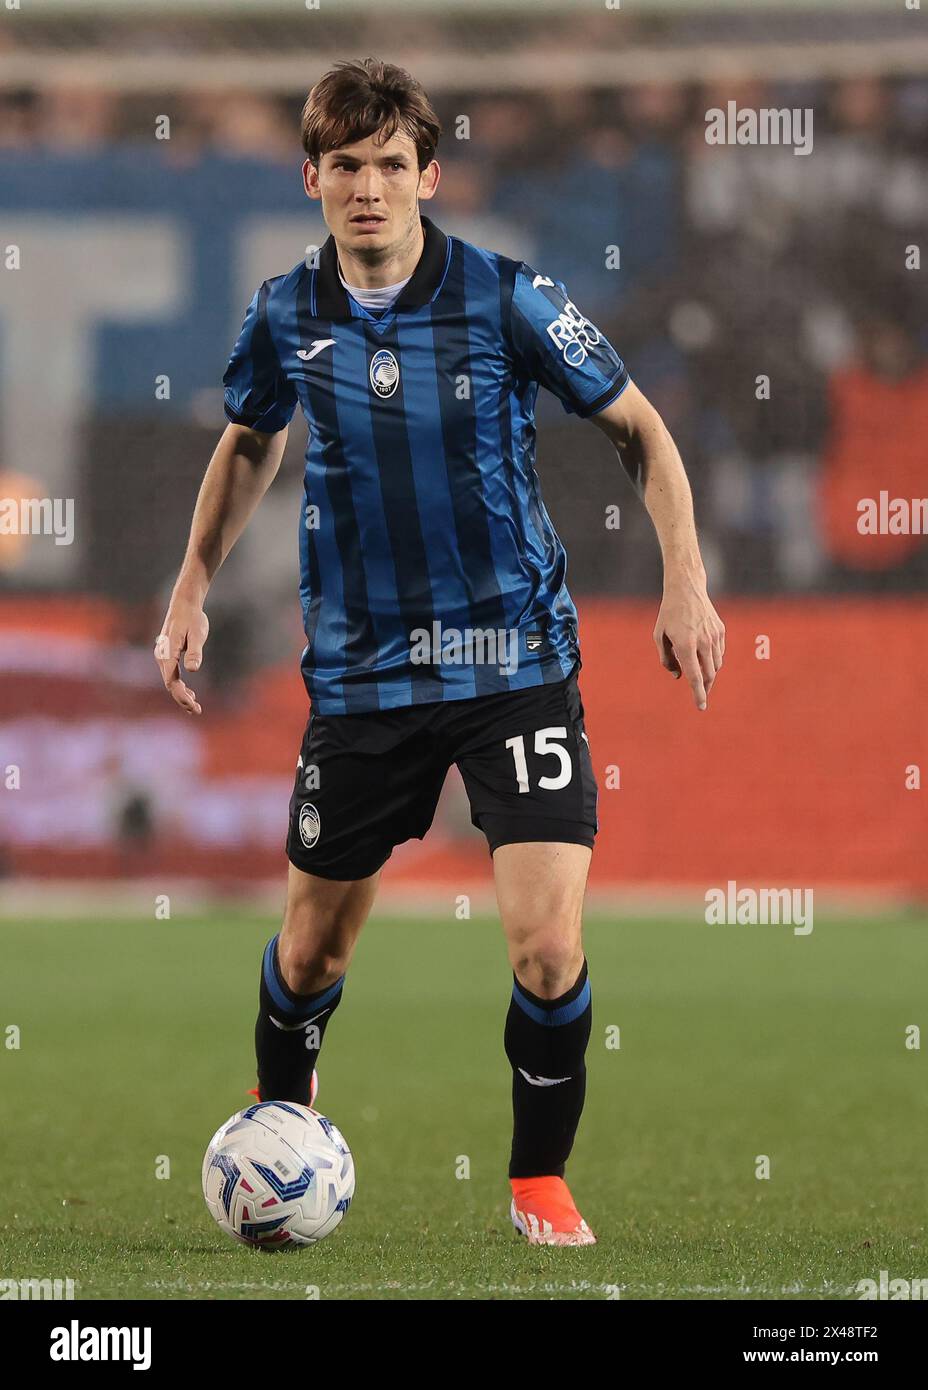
[
  {"x1": 508, "y1": 264, "x2": 630, "y2": 417},
  {"x1": 222, "y1": 282, "x2": 298, "y2": 433}
]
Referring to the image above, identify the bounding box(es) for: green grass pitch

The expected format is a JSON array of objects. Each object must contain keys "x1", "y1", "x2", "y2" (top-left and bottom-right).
[{"x1": 1, "y1": 910, "x2": 925, "y2": 1300}]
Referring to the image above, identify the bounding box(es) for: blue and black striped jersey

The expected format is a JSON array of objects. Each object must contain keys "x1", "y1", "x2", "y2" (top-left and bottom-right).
[{"x1": 223, "y1": 215, "x2": 629, "y2": 714}]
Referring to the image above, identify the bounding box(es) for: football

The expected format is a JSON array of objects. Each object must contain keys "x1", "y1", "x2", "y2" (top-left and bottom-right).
[{"x1": 202, "y1": 1101, "x2": 355, "y2": 1249}]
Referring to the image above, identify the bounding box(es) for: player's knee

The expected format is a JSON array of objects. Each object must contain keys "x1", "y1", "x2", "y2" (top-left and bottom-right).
[
  {"x1": 280, "y1": 875, "x2": 371, "y2": 990},
  {"x1": 509, "y1": 935, "x2": 584, "y2": 999},
  {"x1": 277, "y1": 935, "x2": 349, "y2": 995}
]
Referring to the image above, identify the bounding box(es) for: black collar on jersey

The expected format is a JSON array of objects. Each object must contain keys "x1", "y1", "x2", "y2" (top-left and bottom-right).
[{"x1": 314, "y1": 214, "x2": 449, "y2": 320}]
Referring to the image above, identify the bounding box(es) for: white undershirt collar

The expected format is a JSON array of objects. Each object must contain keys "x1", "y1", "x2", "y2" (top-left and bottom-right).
[{"x1": 337, "y1": 265, "x2": 412, "y2": 312}]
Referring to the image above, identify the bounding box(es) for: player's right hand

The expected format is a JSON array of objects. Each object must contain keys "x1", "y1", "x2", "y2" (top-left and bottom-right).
[{"x1": 154, "y1": 599, "x2": 209, "y2": 715}]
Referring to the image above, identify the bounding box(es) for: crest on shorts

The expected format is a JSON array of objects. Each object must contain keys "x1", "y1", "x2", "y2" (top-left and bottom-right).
[{"x1": 298, "y1": 803, "x2": 321, "y2": 849}]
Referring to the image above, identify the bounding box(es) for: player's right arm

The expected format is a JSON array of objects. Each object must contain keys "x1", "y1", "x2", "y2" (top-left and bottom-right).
[
  {"x1": 157, "y1": 280, "x2": 298, "y2": 714},
  {"x1": 155, "y1": 422, "x2": 289, "y2": 715}
]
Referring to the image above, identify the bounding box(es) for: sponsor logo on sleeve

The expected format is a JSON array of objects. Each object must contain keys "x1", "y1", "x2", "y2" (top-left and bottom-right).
[{"x1": 546, "y1": 300, "x2": 600, "y2": 367}]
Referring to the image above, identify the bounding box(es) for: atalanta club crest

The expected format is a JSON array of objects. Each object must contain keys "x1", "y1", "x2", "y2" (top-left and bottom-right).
[
  {"x1": 369, "y1": 348, "x2": 399, "y2": 399},
  {"x1": 298, "y1": 803, "x2": 321, "y2": 849}
]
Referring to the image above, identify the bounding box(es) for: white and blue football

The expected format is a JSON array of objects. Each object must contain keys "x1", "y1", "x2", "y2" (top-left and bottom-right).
[{"x1": 202, "y1": 1101, "x2": 355, "y2": 1249}]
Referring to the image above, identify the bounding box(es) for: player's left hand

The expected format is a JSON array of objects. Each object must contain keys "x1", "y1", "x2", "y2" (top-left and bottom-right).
[{"x1": 653, "y1": 578, "x2": 725, "y2": 711}]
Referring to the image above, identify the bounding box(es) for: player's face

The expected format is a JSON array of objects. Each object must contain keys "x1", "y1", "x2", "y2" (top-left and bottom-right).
[{"x1": 303, "y1": 130, "x2": 438, "y2": 253}]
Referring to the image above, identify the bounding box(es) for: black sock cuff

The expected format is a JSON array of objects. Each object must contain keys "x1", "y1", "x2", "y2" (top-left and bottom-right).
[
  {"x1": 511, "y1": 958, "x2": 589, "y2": 1023},
  {"x1": 261, "y1": 935, "x2": 345, "y2": 1020}
]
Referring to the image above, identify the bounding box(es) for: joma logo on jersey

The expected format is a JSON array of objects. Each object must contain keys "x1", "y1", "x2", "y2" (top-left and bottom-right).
[
  {"x1": 369, "y1": 348, "x2": 399, "y2": 399},
  {"x1": 545, "y1": 300, "x2": 600, "y2": 367}
]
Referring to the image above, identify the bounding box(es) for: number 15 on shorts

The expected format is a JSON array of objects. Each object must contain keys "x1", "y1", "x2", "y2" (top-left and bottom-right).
[{"x1": 506, "y1": 726, "x2": 574, "y2": 793}]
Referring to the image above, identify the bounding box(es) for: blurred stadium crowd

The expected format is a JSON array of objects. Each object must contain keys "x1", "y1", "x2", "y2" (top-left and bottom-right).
[
  {"x1": 1, "y1": 5, "x2": 926, "y2": 886},
  {"x1": 2, "y1": 63, "x2": 926, "y2": 627}
]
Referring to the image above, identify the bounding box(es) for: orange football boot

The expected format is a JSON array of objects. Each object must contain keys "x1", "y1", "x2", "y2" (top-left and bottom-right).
[
  {"x1": 510, "y1": 1175, "x2": 596, "y2": 1246},
  {"x1": 247, "y1": 1068, "x2": 319, "y2": 1108}
]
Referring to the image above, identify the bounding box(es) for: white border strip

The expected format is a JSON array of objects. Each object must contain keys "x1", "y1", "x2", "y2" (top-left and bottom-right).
[{"x1": 0, "y1": 879, "x2": 915, "y2": 921}]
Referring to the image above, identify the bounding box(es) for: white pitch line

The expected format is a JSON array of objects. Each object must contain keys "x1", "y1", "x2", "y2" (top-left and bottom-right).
[{"x1": 140, "y1": 1277, "x2": 857, "y2": 1298}]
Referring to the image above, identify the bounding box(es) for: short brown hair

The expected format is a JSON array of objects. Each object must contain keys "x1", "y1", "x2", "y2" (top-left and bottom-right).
[{"x1": 301, "y1": 58, "x2": 441, "y2": 171}]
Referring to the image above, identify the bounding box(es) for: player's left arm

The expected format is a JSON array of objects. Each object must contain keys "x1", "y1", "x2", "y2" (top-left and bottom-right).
[{"x1": 590, "y1": 381, "x2": 725, "y2": 711}]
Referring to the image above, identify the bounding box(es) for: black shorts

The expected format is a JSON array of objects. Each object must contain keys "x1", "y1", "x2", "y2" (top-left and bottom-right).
[{"x1": 286, "y1": 666, "x2": 598, "y2": 881}]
